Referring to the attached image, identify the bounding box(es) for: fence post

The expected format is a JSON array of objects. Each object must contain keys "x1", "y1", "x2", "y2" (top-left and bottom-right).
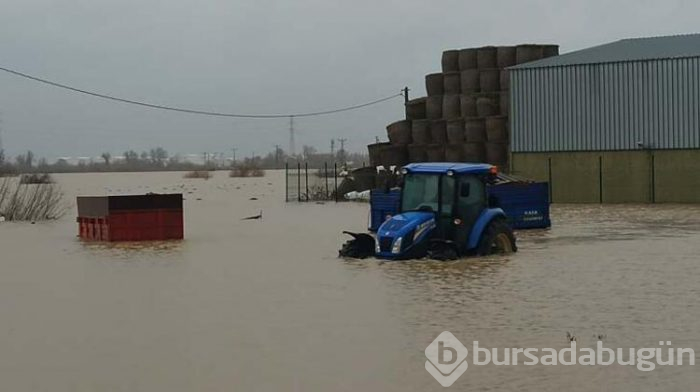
[
  {"x1": 305, "y1": 162, "x2": 309, "y2": 202},
  {"x1": 599, "y1": 155, "x2": 604, "y2": 204},
  {"x1": 334, "y1": 162, "x2": 338, "y2": 203},
  {"x1": 650, "y1": 152, "x2": 656, "y2": 203},
  {"x1": 324, "y1": 162, "x2": 329, "y2": 199},
  {"x1": 297, "y1": 162, "x2": 301, "y2": 202},
  {"x1": 547, "y1": 157, "x2": 553, "y2": 204}
]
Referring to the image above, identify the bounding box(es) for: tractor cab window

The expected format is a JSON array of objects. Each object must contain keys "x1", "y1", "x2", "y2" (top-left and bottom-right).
[
  {"x1": 456, "y1": 175, "x2": 486, "y2": 219},
  {"x1": 401, "y1": 174, "x2": 454, "y2": 216},
  {"x1": 440, "y1": 175, "x2": 455, "y2": 216},
  {"x1": 401, "y1": 174, "x2": 439, "y2": 212}
]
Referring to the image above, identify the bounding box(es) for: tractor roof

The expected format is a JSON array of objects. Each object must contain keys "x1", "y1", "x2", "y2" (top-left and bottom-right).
[{"x1": 403, "y1": 162, "x2": 495, "y2": 175}]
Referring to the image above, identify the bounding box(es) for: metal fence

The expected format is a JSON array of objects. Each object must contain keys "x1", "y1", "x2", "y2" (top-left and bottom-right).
[{"x1": 285, "y1": 162, "x2": 342, "y2": 202}]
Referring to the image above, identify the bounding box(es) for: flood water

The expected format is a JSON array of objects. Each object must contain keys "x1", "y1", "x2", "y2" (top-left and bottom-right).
[{"x1": 1, "y1": 171, "x2": 699, "y2": 391}]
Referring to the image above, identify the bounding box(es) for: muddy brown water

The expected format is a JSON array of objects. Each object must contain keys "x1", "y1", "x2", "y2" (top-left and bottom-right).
[{"x1": 0, "y1": 171, "x2": 699, "y2": 391}]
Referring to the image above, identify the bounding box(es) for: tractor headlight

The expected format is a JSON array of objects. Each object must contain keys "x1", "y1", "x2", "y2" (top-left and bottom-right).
[{"x1": 391, "y1": 237, "x2": 403, "y2": 254}]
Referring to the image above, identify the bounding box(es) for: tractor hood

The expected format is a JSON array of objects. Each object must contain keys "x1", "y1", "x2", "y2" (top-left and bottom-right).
[{"x1": 375, "y1": 211, "x2": 436, "y2": 259}]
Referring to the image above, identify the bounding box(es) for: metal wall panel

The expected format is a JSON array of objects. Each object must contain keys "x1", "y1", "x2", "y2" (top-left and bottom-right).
[{"x1": 511, "y1": 57, "x2": 700, "y2": 152}]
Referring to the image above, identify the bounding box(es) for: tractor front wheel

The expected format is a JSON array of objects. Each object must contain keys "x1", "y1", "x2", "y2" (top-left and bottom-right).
[{"x1": 477, "y1": 219, "x2": 517, "y2": 256}]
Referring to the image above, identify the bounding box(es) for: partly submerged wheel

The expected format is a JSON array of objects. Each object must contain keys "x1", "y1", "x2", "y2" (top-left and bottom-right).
[
  {"x1": 427, "y1": 240, "x2": 459, "y2": 261},
  {"x1": 477, "y1": 219, "x2": 517, "y2": 256},
  {"x1": 338, "y1": 232, "x2": 376, "y2": 259}
]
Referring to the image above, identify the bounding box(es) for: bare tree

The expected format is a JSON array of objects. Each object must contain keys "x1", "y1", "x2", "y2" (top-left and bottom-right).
[
  {"x1": 101, "y1": 152, "x2": 111, "y2": 166},
  {"x1": 0, "y1": 177, "x2": 65, "y2": 221},
  {"x1": 123, "y1": 150, "x2": 139, "y2": 163},
  {"x1": 302, "y1": 145, "x2": 317, "y2": 160}
]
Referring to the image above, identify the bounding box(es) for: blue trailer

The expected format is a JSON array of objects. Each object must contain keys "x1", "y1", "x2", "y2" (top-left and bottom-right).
[{"x1": 368, "y1": 175, "x2": 550, "y2": 232}]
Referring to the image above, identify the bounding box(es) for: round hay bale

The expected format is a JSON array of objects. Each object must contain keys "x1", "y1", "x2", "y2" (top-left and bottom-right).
[
  {"x1": 542, "y1": 44, "x2": 559, "y2": 58},
  {"x1": 464, "y1": 118, "x2": 487, "y2": 142},
  {"x1": 443, "y1": 72, "x2": 461, "y2": 95},
  {"x1": 460, "y1": 95, "x2": 477, "y2": 117},
  {"x1": 426, "y1": 96, "x2": 443, "y2": 119},
  {"x1": 485, "y1": 142, "x2": 508, "y2": 164},
  {"x1": 445, "y1": 144, "x2": 464, "y2": 162},
  {"x1": 407, "y1": 144, "x2": 428, "y2": 163},
  {"x1": 516, "y1": 44, "x2": 544, "y2": 64},
  {"x1": 425, "y1": 73, "x2": 444, "y2": 96},
  {"x1": 367, "y1": 142, "x2": 391, "y2": 167},
  {"x1": 458, "y1": 48, "x2": 478, "y2": 70},
  {"x1": 442, "y1": 50, "x2": 460, "y2": 72},
  {"x1": 479, "y1": 69, "x2": 500, "y2": 92},
  {"x1": 426, "y1": 144, "x2": 446, "y2": 162},
  {"x1": 476, "y1": 96, "x2": 499, "y2": 117},
  {"x1": 337, "y1": 178, "x2": 357, "y2": 196},
  {"x1": 485, "y1": 116, "x2": 508, "y2": 142},
  {"x1": 376, "y1": 170, "x2": 399, "y2": 189},
  {"x1": 412, "y1": 119, "x2": 432, "y2": 144},
  {"x1": 500, "y1": 69, "x2": 510, "y2": 90},
  {"x1": 477, "y1": 46, "x2": 497, "y2": 69},
  {"x1": 442, "y1": 95, "x2": 461, "y2": 120},
  {"x1": 460, "y1": 69, "x2": 480, "y2": 93},
  {"x1": 463, "y1": 143, "x2": 486, "y2": 162},
  {"x1": 386, "y1": 120, "x2": 412, "y2": 144},
  {"x1": 352, "y1": 167, "x2": 377, "y2": 191},
  {"x1": 381, "y1": 145, "x2": 409, "y2": 167},
  {"x1": 430, "y1": 120, "x2": 448, "y2": 144},
  {"x1": 405, "y1": 97, "x2": 427, "y2": 120},
  {"x1": 446, "y1": 119, "x2": 465, "y2": 143},
  {"x1": 496, "y1": 46, "x2": 517, "y2": 68},
  {"x1": 499, "y1": 91, "x2": 509, "y2": 116}
]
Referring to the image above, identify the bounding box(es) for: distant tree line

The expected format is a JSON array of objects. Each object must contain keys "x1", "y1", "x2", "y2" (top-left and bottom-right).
[{"x1": 0, "y1": 145, "x2": 369, "y2": 175}]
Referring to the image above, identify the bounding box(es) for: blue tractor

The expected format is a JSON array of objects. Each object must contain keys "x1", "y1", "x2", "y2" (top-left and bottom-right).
[{"x1": 339, "y1": 163, "x2": 517, "y2": 260}]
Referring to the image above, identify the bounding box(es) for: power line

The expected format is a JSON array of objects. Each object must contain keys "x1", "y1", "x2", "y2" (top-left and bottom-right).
[{"x1": 0, "y1": 65, "x2": 403, "y2": 119}]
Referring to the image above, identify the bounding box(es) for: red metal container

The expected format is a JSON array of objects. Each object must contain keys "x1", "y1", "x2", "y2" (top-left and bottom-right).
[{"x1": 77, "y1": 194, "x2": 183, "y2": 241}]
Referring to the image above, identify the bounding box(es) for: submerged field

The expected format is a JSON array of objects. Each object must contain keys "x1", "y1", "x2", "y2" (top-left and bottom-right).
[{"x1": 0, "y1": 171, "x2": 698, "y2": 391}]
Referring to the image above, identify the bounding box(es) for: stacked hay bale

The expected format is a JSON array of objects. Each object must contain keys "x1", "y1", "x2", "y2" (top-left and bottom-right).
[{"x1": 367, "y1": 44, "x2": 559, "y2": 170}]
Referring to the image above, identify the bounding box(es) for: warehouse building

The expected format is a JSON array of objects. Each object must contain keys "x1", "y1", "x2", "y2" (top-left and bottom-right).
[{"x1": 509, "y1": 34, "x2": 700, "y2": 203}]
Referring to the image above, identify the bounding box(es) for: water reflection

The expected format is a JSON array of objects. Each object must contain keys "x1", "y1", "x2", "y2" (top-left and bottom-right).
[{"x1": 79, "y1": 239, "x2": 185, "y2": 261}]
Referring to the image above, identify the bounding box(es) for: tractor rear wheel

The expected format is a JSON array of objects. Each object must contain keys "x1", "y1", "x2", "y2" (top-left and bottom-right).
[{"x1": 477, "y1": 219, "x2": 517, "y2": 256}]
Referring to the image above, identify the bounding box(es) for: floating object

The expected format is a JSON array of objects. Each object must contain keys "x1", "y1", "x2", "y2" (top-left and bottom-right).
[
  {"x1": 77, "y1": 194, "x2": 183, "y2": 241},
  {"x1": 242, "y1": 210, "x2": 263, "y2": 220},
  {"x1": 344, "y1": 190, "x2": 371, "y2": 201}
]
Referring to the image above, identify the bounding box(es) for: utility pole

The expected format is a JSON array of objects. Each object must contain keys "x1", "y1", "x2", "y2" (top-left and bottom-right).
[
  {"x1": 274, "y1": 144, "x2": 281, "y2": 168},
  {"x1": 289, "y1": 116, "x2": 296, "y2": 157},
  {"x1": 330, "y1": 139, "x2": 335, "y2": 157},
  {"x1": 403, "y1": 86, "x2": 410, "y2": 104},
  {"x1": 231, "y1": 148, "x2": 237, "y2": 165},
  {"x1": 337, "y1": 138, "x2": 347, "y2": 163}
]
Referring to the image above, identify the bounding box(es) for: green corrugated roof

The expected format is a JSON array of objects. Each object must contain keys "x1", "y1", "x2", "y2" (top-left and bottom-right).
[{"x1": 510, "y1": 33, "x2": 700, "y2": 69}]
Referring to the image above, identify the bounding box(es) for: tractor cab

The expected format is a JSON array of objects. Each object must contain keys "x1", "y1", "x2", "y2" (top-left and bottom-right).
[
  {"x1": 340, "y1": 163, "x2": 517, "y2": 260},
  {"x1": 399, "y1": 164, "x2": 492, "y2": 252}
]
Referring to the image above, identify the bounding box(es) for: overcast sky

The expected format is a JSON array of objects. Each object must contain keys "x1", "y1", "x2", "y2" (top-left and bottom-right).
[{"x1": 0, "y1": 0, "x2": 696, "y2": 160}]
